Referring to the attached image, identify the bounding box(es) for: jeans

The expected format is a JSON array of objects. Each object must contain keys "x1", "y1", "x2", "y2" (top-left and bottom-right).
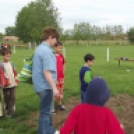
[
  {"x1": 37, "y1": 89, "x2": 55, "y2": 134},
  {"x1": 81, "y1": 91, "x2": 86, "y2": 103},
  {"x1": 51, "y1": 100, "x2": 54, "y2": 111}
]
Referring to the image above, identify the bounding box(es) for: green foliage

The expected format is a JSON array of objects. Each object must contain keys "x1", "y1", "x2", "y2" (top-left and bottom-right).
[
  {"x1": 0, "y1": 32, "x2": 4, "y2": 40},
  {"x1": 118, "y1": 106, "x2": 124, "y2": 111},
  {"x1": 15, "y1": 0, "x2": 61, "y2": 42},
  {"x1": 5, "y1": 26, "x2": 16, "y2": 36},
  {"x1": 128, "y1": 27, "x2": 134, "y2": 43},
  {"x1": 72, "y1": 23, "x2": 84, "y2": 45},
  {"x1": 60, "y1": 29, "x2": 73, "y2": 43},
  {"x1": 62, "y1": 24, "x2": 125, "y2": 44}
]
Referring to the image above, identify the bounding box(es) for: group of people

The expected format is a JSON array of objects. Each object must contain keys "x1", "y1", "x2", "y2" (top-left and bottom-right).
[
  {"x1": 32, "y1": 27, "x2": 125, "y2": 134},
  {"x1": 0, "y1": 27, "x2": 125, "y2": 134}
]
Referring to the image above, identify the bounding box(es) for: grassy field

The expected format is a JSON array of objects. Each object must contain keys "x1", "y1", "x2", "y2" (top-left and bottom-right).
[{"x1": 0, "y1": 45, "x2": 134, "y2": 134}]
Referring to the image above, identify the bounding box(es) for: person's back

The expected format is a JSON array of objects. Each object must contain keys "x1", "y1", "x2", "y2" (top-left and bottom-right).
[
  {"x1": 60, "y1": 104, "x2": 124, "y2": 134},
  {"x1": 79, "y1": 66, "x2": 91, "y2": 92},
  {"x1": 60, "y1": 78, "x2": 124, "y2": 134},
  {"x1": 32, "y1": 43, "x2": 56, "y2": 92}
]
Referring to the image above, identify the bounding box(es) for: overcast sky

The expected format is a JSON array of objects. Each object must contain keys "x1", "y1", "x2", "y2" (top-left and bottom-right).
[{"x1": 0, "y1": 0, "x2": 134, "y2": 33}]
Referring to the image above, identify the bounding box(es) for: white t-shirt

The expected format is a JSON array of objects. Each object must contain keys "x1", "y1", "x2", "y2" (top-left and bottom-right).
[{"x1": 3, "y1": 62, "x2": 17, "y2": 88}]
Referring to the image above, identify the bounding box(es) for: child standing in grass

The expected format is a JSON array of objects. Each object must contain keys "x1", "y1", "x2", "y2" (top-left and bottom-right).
[
  {"x1": 79, "y1": 53, "x2": 95, "y2": 103},
  {"x1": 0, "y1": 44, "x2": 18, "y2": 117},
  {"x1": 51, "y1": 41, "x2": 67, "y2": 112},
  {"x1": 0, "y1": 66, "x2": 5, "y2": 117},
  {"x1": 59, "y1": 78, "x2": 124, "y2": 134}
]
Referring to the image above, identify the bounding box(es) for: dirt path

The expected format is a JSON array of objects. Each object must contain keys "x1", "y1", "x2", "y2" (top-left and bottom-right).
[
  {"x1": 52, "y1": 94, "x2": 134, "y2": 134},
  {"x1": 28, "y1": 94, "x2": 134, "y2": 134}
]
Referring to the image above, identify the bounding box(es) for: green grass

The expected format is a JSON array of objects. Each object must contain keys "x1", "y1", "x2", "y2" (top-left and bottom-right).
[{"x1": 0, "y1": 45, "x2": 134, "y2": 133}]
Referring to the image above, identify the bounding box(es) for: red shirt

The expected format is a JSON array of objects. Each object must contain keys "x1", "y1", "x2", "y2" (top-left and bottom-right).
[
  {"x1": 56, "y1": 54, "x2": 65, "y2": 79},
  {"x1": 60, "y1": 104, "x2": 124, "y2": 134}
]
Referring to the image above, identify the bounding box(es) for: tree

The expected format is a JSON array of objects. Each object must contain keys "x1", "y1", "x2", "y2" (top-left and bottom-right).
[
  {"x1": 60, "y1": 29, "x2": 72, "y2": 43},
  {"x1": 128, "y1": 27, "x2": 134, "y2": 43},
  {"x1": 71, "y1": 22, "x2": 91, "y2": 45},
  {"x1": 5, "y1": 26, "x2": 16, "y2": 36},
  {"x1": 79, "y1": 22, "x2": 91, "y2": 45},
  {"x1": 72, "y1": 24, "x2": 81, "y2": 45},
  {"x1": 0, "y1": 32, "x2": 4, "y2": 41},
  {"x1": 15, "y1": 0, "x2": 61, "y2": 42}
]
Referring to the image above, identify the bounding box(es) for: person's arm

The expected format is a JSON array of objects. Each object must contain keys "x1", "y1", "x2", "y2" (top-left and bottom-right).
[
  {"x1": 63, "y1": 63, "x2": 65, "y2": 75},
  {"x1": 60, "y1": 105, "x2": 79, "y2": 134},
  {"x1": 43, "y1": 71, "x2": 59, "y2": 97},
  {"x1": 42, "y1": 50, "x2": 59, "y2": 97},
  {"x1": 106, "y1": 108, "x2": 124, "y2": 134},
  {"x1": 0, "y1": 67, "x2": 5, "y2": 88},
  {"x1": 62, "y1": 54, "x2": 65, "y2": 73},
  {"x1": 84, "y1": 70, "x2": 92, "y2": 83}
]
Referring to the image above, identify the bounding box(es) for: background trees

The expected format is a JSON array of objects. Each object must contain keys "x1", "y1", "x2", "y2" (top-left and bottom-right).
[
  {"x1": 61, "y1": 23, "x2": 126, "y2": 44},
  {"x1": 0, "y1": 32, "x2": 3, "y2": 41},
  {"x1": 128, "y1": 27, "x2": 134, "y2": 43},
  {"x1": 1, "y1": 0, "x2": 132, "y2": 45},
  {"x1": 15, "y1": 0, "x2": 61, "y2": 42},
  {"x1": 5, "y1": 26, "x2": 16, "y2": 36}
]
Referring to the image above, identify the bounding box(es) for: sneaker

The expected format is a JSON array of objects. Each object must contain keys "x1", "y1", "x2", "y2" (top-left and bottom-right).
[
  {"x1": 55, "y1": 130, "x2": 60, "y2": 134},
  {"x1": 56, "y1": 105, "x2": 68, "y2": 110},
  {"x1": 6, "y1": 114, "x2": 13, "y2": 118},
  {"x1": 51, "y1": 109, "x2": 56, "y2": 114}
]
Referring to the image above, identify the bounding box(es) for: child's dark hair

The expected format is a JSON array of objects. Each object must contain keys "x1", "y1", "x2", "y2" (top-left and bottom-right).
[
  {"x1": 54, "y1": 41, "x2": 63, "y2": 47},
  {"x1": 0, "y1": 44, "x2": 11, "y2": 56},
  {"x1": 84, "y1": 53, "x2": 95, "y2": 62}
]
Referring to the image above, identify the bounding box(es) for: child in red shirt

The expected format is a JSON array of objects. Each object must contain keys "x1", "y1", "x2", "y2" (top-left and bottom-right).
[
  {"x1": 52, "y1": 41, "x2": 67, "y2": 112},
  {"x1": 59, "y1": 78, "x2": 124, "y2": 134}
]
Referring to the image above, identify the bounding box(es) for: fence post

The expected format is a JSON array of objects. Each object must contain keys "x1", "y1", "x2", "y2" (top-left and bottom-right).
[{"x1": 107, "y1": 47, "x2": 109, "y2": 62}]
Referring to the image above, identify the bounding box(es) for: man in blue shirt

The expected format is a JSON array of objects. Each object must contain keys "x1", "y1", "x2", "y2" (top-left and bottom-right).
[{"x1": 32, "y1": 27, "x2": 60, "y2": 134}]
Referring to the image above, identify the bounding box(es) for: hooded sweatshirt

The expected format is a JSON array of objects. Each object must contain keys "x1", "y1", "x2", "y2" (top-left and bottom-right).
[{"x1": 60, "y1": 78, "x2": 124, "y2": 134}]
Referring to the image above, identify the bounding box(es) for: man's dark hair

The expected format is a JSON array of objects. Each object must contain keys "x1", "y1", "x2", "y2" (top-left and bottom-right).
[
  {"x1": 42, "y1": 27, "x2": 60, "y2": 41},
  {"x1": 54, "y1": 41, "x2": 63, "y2": 47},
  {"x1": 0, "y1": 44, "x2": 11, "y2": 56},
  {"x1": 84, "y1": 53, "x2": 95, "y2": 62}
]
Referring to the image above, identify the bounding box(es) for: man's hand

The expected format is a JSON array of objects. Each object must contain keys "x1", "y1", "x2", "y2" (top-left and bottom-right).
[
  {"x1": 53, "y1": 88, "x2": 59, "y2": 97},
  {"x1": 43, "y1": 71, "x2": 59, "y2": 97},
  {"x1": 120, "y1": 124, "x2": 124, "y2": 129}
]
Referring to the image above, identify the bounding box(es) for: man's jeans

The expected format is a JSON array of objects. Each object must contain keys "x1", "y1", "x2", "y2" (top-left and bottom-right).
[
  {"x1": 37, "y1": 89, "x2": 55, "y2": 134},
  {"x1": 81, "y1": 91, "x2": 86, "y2": 103}
]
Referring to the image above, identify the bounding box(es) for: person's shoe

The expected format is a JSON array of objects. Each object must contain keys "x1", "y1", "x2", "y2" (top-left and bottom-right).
[
  {"x1": 6, "y1": 113, "x2": 13, "y2": 118},
  {"x1": 55, "y1": 130, "x2": 60, "y2": 134},
  {"x1": 0, "y1": 115, "x2": 4, "y2": 118},
  {"x1": 56, "y1": 105, "x2": 68, "y2": 110},
  {"x1": 51, "y1": 109, "x2": 56, "y2": 114}
]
